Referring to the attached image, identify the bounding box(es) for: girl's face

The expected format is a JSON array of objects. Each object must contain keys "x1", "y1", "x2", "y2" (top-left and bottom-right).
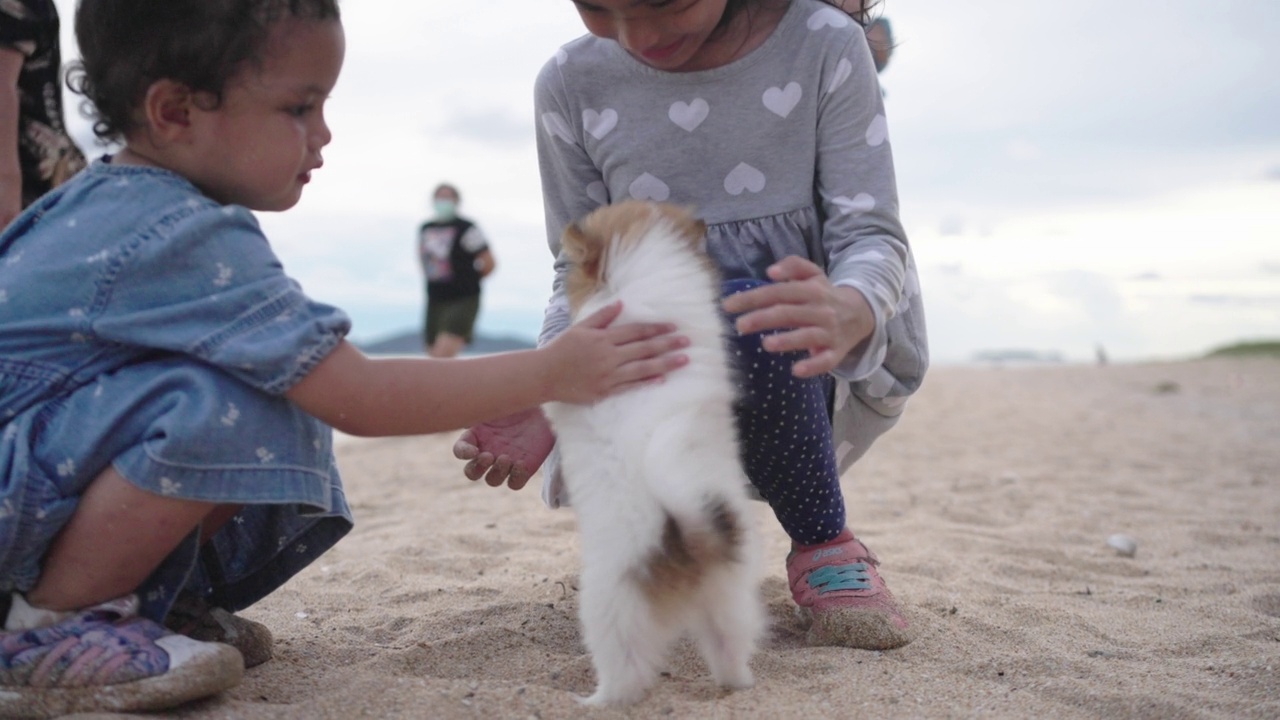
[
  {"x1": 186, "y1": 17, "x2": 345, "y2": 211},
  {"x1": 571, "y1": 0, "x2": 731, "y2": 72}
]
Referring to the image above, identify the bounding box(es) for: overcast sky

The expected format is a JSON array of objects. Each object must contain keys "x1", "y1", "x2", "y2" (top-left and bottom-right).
[{"x1": 54, "y1": 0, "x2": 1280, "y2": 364}]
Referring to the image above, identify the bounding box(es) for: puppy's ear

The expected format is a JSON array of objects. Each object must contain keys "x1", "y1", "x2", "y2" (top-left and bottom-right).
[
  {"x1": 674, "y1": 211, "x2": 707, "y2": 250},
  {"x1": 562, "y1": 222, "x2": 588, "y2": 264},
  {"x1": 563, "y1": 221, "x2": 605, "y2": 281},
  {"x1": 687, "y1": 219, "x2": 709, "y2": 258},
  {"x1": 668, "y1": 205, "x2": 705, "y2": 242}
]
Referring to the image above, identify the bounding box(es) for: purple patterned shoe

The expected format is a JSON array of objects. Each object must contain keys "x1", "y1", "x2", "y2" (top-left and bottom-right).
[{"x1": 0, "y1": 593, "x2": 243, "y2": 719}]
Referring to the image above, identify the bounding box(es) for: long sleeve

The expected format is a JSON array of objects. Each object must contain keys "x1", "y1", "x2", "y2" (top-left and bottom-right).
[
  {"x1": 533, "y1": 54, "x2": 609, "y2": 348},
  {"x1": 813, "y1": 27, "x2": 910, "y2": 381}
]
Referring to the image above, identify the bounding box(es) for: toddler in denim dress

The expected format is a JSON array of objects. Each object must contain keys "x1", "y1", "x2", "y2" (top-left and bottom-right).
[
  {"x1": 0, "y1": 1, "x2": 688, "y2": 717},
  {"x1": 0, "y1": 159, "x2": 356, "y2": 625}
]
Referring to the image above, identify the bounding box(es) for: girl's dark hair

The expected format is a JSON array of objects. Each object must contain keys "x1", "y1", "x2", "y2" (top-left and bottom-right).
[
  {"x1": 830, "y1": 0, "x2": 883, "y2": 27},
  {"x1": 714, "y1": 0, "x2": 883, "y2": 48},
  {"x1": 68, "y1": 0, "x2": 341, "y2": 143}
]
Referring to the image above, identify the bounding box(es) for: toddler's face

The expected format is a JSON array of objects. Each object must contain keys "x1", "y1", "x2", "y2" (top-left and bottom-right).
[
  {"x1": 186, "y1": 17, "x2": 346, "y2": 212},
  {"x1": 571, "y1": 0, "x2": 729, "y2": 72}
]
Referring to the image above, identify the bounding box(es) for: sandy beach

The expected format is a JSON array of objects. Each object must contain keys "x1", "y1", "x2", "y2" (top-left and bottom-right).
[{"x1": 95, "y1": 357, "x2": 1278, "y2": 719}]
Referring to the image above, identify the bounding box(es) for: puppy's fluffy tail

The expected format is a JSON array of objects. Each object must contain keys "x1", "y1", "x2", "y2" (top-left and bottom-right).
[{"x1": 637, "y1": 498, "x2": 744, "y2": 610}]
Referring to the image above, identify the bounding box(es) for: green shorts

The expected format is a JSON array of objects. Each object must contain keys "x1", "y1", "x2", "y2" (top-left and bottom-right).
[{"x1": 425, "y1": 294, "x2": 481, "y2": 345}]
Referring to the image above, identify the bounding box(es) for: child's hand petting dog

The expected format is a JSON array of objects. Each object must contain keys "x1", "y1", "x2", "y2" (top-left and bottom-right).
[{"x1": 540, "y1": 301, "x2": 689, "y2": 405}]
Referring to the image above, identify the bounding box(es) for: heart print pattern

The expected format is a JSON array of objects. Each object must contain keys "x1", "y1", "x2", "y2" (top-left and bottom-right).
[{"x1": 669, "y1": 99, "x2": 710, "y2": 132}]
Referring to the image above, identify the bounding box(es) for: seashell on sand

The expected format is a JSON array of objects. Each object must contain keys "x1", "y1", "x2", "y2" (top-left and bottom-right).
[{"x1": 1106, "y1": 533, "x2": 1138, "y2": 557}]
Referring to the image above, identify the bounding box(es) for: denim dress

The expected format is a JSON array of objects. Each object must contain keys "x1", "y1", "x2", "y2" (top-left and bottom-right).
[{"x1": 0, "y1": 160, "x2": 353, "y2": 621}]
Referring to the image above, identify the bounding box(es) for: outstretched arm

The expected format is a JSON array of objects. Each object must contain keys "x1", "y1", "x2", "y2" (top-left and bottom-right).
[{"x1": 287, "y1": 302, "x2": 687, "y2": 437}]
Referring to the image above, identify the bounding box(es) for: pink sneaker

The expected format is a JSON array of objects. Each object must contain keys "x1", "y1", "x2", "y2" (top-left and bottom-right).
[{"x1": 786, "y1": 529, "x2": 911, "y2": 649}]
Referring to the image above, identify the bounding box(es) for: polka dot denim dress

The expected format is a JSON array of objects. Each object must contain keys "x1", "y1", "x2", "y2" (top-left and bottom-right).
[{"x1": 0, "y1": 160, "x2": 353, "y2": 621}]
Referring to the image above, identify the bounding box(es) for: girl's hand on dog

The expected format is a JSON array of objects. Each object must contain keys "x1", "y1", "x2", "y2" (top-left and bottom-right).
[
  {"x1": 722, "y1": 256, "x2": 875, "y2": 379},
  {"x1": 542, "y1": 301, "x2": 689, "y2": 405}
]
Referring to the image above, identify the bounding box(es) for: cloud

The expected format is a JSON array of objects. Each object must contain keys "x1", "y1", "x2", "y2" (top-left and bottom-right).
[
  {"x1": 891, "y1": 1, "x2": 1280, "y2": 219},
  {"x1": 1188, "y1": 294, "x2": 1280, "y2": 307},
  {"x1": 1004, "y1": 138, "x2": 1043, "y2": 162},
  {"x1": 437, "y1": 109, "x2": 533, "y2": 147},
  {"x1": 916, "y1": 260, "x2": 1280, "y2": 364},
  {"x1": 937, "y1": 215, "x2": 965, "y2": 236},
  {"x1": 1043, "y1": 270, "x2": 1128, "y2": 320},
  {"x1": 915, "y1": 265, "x2": 1136, "y2": 362},
  {"x1": 894, "y1": 2, "x2": 1280, "y2": 150}
]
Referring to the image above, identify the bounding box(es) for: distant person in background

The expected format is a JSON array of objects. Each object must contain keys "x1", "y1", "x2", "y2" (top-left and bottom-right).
[
  {"x1": 865, "y1": 16, "x2": 894, "y2": 72},
  {"x1": 0, "y1": 0, "x2": 86, "y2": 228},
  {"x1": 418, "y1": 183, "x2": 497, "y2": 357}
]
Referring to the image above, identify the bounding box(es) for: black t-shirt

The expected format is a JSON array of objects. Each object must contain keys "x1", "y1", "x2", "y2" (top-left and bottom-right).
[
  {"x1": 0, "y1": 0, "x2": 86, "y2": 206},
  {"x1": 418, "y1": 216, "x2": 488, "y2": 301}
]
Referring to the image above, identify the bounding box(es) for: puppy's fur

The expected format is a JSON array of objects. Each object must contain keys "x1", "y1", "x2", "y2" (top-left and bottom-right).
[{"x1": 543, "y1": 201, "x2": 766, "y2": 706}]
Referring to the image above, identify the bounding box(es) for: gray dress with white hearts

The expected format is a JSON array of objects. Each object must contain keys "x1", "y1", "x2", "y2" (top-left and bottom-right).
[{"x1": 534, "y1": 0, "x2": 927, "y2": 487}]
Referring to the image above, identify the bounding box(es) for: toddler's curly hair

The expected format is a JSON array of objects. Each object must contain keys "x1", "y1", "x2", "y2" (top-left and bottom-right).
[{"x1": 68, "y1": 0, "x2": 341, "y2": 143}]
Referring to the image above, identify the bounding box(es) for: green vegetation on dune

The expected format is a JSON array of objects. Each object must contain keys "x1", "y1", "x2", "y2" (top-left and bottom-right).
[{"x1": 1205, "y1": 340, "x2": 1280, "y2": 358}]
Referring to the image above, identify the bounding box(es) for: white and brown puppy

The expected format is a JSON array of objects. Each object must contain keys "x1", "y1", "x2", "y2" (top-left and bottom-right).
[{"x1": 543, "y1": 201, "x2": 766, "y2": 706}]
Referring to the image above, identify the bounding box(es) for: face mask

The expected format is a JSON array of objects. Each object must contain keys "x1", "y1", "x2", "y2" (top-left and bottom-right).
[{"x1": 433, "y1": 199, "x2": 457, "y2": 219}]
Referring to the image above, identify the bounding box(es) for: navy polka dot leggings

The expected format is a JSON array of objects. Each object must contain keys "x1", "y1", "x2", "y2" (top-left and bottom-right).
[{"x1": 723, "y1": 278, "x2": 846, "y2": 546}]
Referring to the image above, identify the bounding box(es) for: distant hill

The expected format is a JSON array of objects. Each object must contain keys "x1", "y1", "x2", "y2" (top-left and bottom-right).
[
  {"x1": 1205, "y1": 340, "x2": 1280, "y2": 358},
  {"x1": 970, "y1": 349, "x2": 1066, "y2": 365},
  {"x1": 355, "y1": 330, "x2": 536, "y2": 356}
]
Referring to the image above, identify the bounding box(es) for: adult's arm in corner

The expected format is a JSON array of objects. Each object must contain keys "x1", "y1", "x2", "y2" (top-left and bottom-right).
[{"x1": 0, "y1": 46, "x2": 25, "y2": 227}]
